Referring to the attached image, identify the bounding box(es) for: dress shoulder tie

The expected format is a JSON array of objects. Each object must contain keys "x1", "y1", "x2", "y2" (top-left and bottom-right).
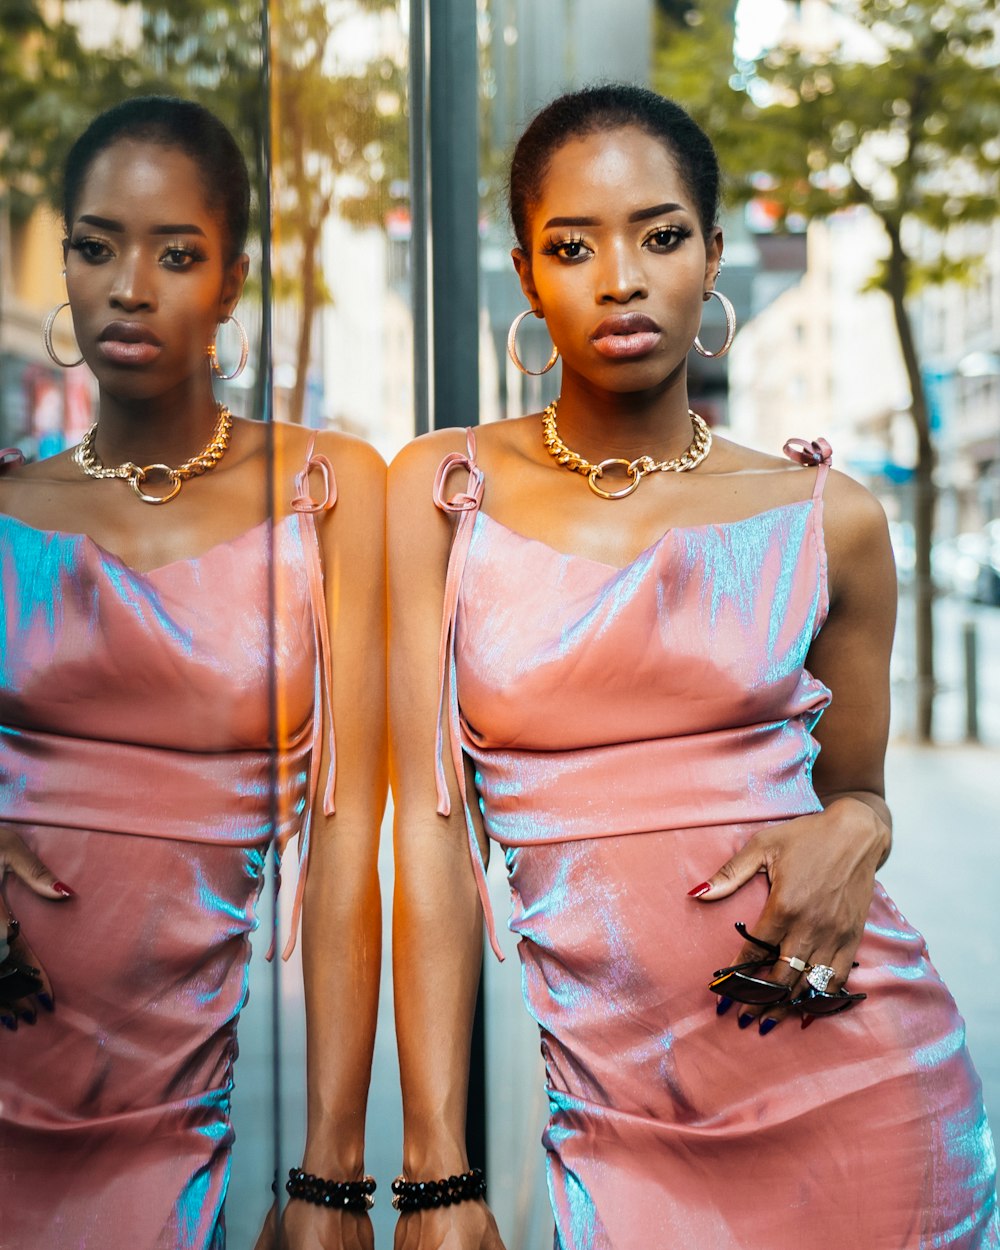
[
  {"x1": 0, "y1": 449, "x2": 25, "y2": 471},
  {"x1": 783, "y1": 437, "x2": 833, "y2": 498},
  {"x1": 432, "y1": 429, "x2": 503, "y2": 961},
  {"x1": 278, "y1": 435, "x2": 337, "y2": 960}
]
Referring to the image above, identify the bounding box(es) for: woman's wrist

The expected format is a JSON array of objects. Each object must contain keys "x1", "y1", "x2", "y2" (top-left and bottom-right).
[
  {"x1": 823, "y1": 792, "x2": 893, "y2": 868},
  {"x1": 299, "y1": 1128, "x2": 367, "y2": 1180}
]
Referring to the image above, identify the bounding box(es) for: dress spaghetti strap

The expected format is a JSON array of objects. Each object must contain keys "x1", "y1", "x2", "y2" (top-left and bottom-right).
[
  {"x1": 432, "y1": 429, "x2": 504, "y2": 961},
  {"x1": 783, "y1": 436, "x2": 833, "y2": 497},
  {"x1": 279, "y1": 435, "x2": 338, "y2": 960},
  {"x1": 783, "y1": 437, "x2": 832, "y2": 628},
  {"x1": 0, "y1": 449, "x2": 25, "y2": 471}
]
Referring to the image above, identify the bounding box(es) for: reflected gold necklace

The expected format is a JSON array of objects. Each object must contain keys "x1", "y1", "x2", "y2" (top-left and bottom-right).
[
  {"x1": 73, "y1": 404, "x2": 233, "y2": 505},
  {"x1": 541, "y1": 399, "x2": 712, "y2": 500}
]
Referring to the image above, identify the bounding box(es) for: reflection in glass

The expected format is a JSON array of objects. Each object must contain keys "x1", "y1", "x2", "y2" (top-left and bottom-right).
[{"x1": 0, "y1": 10, "x2": 276, "y2": 1247}]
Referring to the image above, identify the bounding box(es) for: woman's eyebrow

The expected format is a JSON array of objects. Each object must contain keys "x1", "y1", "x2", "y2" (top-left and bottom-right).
[
  {"x1": 541, "y1": 202, "x2": 686, "y2": 231},
  {"x1": 75, "y1": 214, "x2": 207, "y2": 237}
]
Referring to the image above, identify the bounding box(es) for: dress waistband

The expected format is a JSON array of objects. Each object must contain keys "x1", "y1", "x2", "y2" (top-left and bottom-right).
[
  {"x1": 0, "y1": 723, "x2": 310, "y2": 848},
  {"x1": 464, "y1": 717, "x2": 824, "y2": 847}
]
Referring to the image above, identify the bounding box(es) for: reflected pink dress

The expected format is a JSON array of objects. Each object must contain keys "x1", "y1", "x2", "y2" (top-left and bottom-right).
[
  {"x1": 0, "y1": 446, "x2": 336, "y2": 1249},
  {"x1": 435, "y1": 434, "x2": 998, "y2": 1249}
]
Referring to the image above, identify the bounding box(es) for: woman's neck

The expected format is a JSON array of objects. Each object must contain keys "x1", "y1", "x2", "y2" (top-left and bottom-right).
[
  {"x1": 92, "y1": 375, "x2": 224, "y2": 467},
  {"x1": 549, "y1": 366, "x2": 696, "y2": 465}
]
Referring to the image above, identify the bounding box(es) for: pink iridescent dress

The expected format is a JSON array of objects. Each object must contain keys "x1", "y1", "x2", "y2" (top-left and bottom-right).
[
  {"x1": 0, "y1": 445, "x2": 336, "y2": 1249},
  {"x1": 435, "y1": 433, "x2": 998, "y2": 1249}
]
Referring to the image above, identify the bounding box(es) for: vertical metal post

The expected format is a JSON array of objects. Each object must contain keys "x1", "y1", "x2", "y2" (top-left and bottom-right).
[
  {"x1": 428, "y1": 0, "x2": 481, "y2": 430},
  {"x1": 963, "y1": 619, "x2": 980, "y2": 743},
  {"x1": 408, "y1": 0, "x2": 431, "y2": 437},
  {"x1": 416, "y1": 0, "x2": 487, "y2": 1175},
  {"x1": 262, "y1": 0, "x2": 283, "y2": 1211}
]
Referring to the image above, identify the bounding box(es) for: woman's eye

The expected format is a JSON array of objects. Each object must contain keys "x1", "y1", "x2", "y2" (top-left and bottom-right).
[
  {"x1": 543, "y1": 237, "x2": 589, "y2": 261},
  {"x1": 162, "y1": 247, "x2": 197, "y2": 269},
  {"x1": 645, "y1": 227, "x2": 689, "y2": 252},
  {"x1": 71, "y1": 238, "x2": 112, "y2": 262}
]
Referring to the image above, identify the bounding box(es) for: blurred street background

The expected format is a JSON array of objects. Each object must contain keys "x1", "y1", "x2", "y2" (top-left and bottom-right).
[{"x1": 2, "y1": 0, "x2": 998, "y2": 1246}]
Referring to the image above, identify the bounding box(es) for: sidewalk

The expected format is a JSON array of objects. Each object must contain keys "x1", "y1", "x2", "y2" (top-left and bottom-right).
[{"x1": 879, "y1": 739, "x2": 1000, "y2": 1139}]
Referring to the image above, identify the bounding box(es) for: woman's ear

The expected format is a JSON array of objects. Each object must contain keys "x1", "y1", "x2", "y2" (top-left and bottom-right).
[
  {"x1": 511, "y1": 247, "x2": 541, "y2": 313},
  {"x1": 220, "y1": 253, "x2": 250, "y2": 319},
  {"x1": 704, "y1": 227, "x2": 724, "y2": 293}
]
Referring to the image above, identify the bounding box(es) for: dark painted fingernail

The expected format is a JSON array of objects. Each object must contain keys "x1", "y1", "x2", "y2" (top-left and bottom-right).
[
  {"x1": 21, "y1": 1010, "x2": 36, "y2": 1025},
  {"x1": 715, "y1": 995, "x2": 734, "y2": 1016},
  {"x1": 53, "y1": 882, "x2": 76, "y2": 898},
  {"x1": 38, "y1": 993, "x2": 54, "y2": 1012},
  {"x1": 738, "y1": 1012, "x2": 755, "y2": 1030},
  {"x1": 687, "y1": 882, "x2": 712, "y2": 898},
  {"x1": 801, "y1": 1014, "x2": 816, "y2": 1030},
  {"x1": 1, "y1": 1016, "x2": 17, "y2": 1031},
  {"x1": 759, "y1": 1017, "x2": 778, "y2": 1036}
]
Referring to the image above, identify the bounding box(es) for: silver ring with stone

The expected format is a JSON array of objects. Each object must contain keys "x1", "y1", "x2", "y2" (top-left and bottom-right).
[
  {"x1": 777, "y1": 953, "x2": 810, "y2": 973},
  {"x1": 806, "y1": 963, "x2": 836, "y2": 993}
]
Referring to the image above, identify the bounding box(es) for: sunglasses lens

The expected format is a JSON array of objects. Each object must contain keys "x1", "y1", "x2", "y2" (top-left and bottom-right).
[
  {"x1": 795, "y1": 989, "x2": 866, "y2": 1016},
  {"x1": 710, "y1": 971, "x2": 788, "y2": 1006}
]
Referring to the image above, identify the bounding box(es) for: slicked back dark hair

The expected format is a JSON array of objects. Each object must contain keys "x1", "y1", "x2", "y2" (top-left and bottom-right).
[
  {"x1": 509, "y1": 83, "x2": 720, "y2": 250},
  {"x1": 63, "y1": 96, "x2": 250, "y2": 262}
]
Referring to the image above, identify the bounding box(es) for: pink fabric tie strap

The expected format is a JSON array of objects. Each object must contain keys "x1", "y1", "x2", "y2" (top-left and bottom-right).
[
  {"x1": 0, "y1": 448, "x2": 25, "y2": 470},
  {"x1": 279, "y1": 436, "x2": 338, "y2": 960},
  {"x1": 432, "y1": 430, "x2": 503, "y2": 961},
  {"x1": 783, "y1": 437, "x2": 832, "y2": 499}
]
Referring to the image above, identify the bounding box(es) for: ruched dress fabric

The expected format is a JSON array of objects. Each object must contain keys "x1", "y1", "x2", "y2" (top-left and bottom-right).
[
  {"x1": 0, "y1": 446, "x2": 336, "y2": 1250},
  {"x1": 435, "y1": 433, "x2": 999, "y2": 1250}
]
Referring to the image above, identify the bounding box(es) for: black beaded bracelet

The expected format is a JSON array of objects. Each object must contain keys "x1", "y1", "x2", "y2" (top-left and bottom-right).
[
  {"x1": 285, "y1": 1167, "x2": 376, "y2": 1211},
  {"x1": 391, "y1": 1167, "x2": 487, "y2": 1212}
]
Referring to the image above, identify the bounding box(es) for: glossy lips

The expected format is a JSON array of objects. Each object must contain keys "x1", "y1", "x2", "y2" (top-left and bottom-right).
[
  {"x1": 97, "y1": 321, "x2": 163, "y2": 366},
  {"x1": 590, "y1": 312, "x2": 662, "y2": 360}
]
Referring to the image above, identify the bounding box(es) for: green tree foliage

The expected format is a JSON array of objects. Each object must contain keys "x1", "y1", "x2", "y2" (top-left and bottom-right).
[
  {"x1": 0, "y1": 0, "x2": 408, "y2": 423},
  {"x1": 655, "y1": 0, "x2": 1000, "y2": 740},
  {"x1": 271, "y1": 0, "x2": 407, "y2": 422}
]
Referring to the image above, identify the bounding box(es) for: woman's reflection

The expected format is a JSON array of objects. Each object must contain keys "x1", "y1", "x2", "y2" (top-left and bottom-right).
[{"x1": 0, "y1": 96, "x2": 386, "y2": 1250}]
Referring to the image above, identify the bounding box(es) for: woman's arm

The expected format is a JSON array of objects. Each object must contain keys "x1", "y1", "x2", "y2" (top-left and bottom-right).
[
  {"x1": 387, "y1": 434, "x2": 505, "y2": 1250},
  {"x1": 690, "y1": 470, "x2": 897, "y2": 1024},
  {"x1": 280, "y1": 433, "x2": 388, "y2": 1249}
]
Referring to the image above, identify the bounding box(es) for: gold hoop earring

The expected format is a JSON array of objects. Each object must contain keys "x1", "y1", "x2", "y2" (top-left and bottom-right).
[
  {"x1": 207, "y1": 314, "x2": 249, "y2": 381},
  {"x1": 693, "y1": 289, "x2": 737, "y2": 359},
  {"x1": 42, "y1": 303, "x2": 84, "y2": 368},
  {"x1": 507, "y1": 309, "x2": 559, "y2": 376}
]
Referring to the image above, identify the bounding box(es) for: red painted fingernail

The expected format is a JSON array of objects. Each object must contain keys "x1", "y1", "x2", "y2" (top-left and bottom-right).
[
  {"x1": 53, "y1": 882, "x2": 75, "y2": 898},
  {"x1": 800, "y1": 1014, "x2": 816, "y2": 1030},
  {"x1": 687, "y1": 882, "x2": 712, "y2": 898}
]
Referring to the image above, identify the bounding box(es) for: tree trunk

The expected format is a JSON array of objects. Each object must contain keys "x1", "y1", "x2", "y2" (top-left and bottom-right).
[
  {"x1": 291, "y1": 219, "x2": 320, "y2": 426},
  {"x1": 883, "y1": 218, "x2": 936, "y2": 742}
]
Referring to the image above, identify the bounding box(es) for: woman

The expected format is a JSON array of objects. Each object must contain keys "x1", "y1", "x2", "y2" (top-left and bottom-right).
[
  {"x1": 0, "y1": 97, "x2": 385, "y2": 1250},
  {"x1": 388, "y1": 85, "x2": 998, "y2": 1249}
]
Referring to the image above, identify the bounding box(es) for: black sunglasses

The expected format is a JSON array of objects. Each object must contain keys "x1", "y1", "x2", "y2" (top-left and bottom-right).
[{"x1": 709, "y1": 923, "x2": 865, "y2": 1016}]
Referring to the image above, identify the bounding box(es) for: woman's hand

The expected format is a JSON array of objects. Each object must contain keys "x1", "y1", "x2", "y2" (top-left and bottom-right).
[
  {"x1": 253, "y1": 1200, "x2": 376, "y2": 1250},
  {"x1": 0, "y1": 824, "x2": 73, "y2": 1028},
  {"x1": 393, "y1": 1202, "x2": 507, "y2": 1250},
  {"x1": 690, "y1": 796, "x2": 891, "y2": 1031}
]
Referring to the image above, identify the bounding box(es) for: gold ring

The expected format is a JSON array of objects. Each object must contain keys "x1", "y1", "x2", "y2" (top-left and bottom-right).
[{"x1": 777, "y1": 954, "x2": 810, "y2": 973}]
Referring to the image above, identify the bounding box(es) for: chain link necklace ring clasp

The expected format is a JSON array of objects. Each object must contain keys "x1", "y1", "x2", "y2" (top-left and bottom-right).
[
  {"x1": 587, "y1": 458, "x2": 642, "y2": 500},
  {"x1": 129, "y1": 464, "x2": 183, "y2": 504},
  {"x1": 73, "y1": 404, "x2": 232, "y2": 505},
  {"x1": 542, "y1": 400, "x2": 712, "y2": 499}
]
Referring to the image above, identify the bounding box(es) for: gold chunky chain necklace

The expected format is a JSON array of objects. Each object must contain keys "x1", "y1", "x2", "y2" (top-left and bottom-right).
[
  {"x1": 73, "y1": 404, "x2": 233, "y2": 505},
  {"x1": 541, "y1": 399, "x2": 712, "y2": 500}
]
